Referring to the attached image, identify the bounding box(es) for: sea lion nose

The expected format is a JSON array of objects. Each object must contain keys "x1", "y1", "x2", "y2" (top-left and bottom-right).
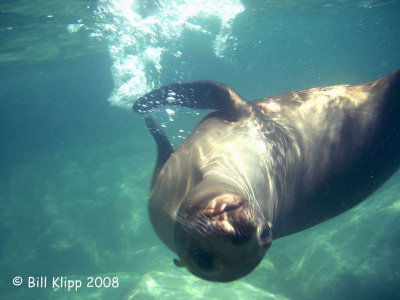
[
  {"x1": 201, "y1": 194, "x2": 251, "y2": 238},
  {"x1": 203, "y1": 193, "x2": 244, "y2": 217}
]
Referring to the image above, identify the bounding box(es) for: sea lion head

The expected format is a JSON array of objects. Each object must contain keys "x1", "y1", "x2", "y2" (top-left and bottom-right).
[{"x1": 173, "y1": 181, "x2": 272, "y2": 282}]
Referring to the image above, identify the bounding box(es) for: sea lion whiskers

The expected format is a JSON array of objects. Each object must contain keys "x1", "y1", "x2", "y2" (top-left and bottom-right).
[
  {"x1": 173, "y1": 208, "x2": 207, "y2": 234},
  {"x1": 174, "y1": 205, "x2": 220, "y2": 237},
  {"x1": 203, "y1": 151, "x2": 257, "y2": 201},
  {"x1": 135, "y1": 69, "x2": 400, "y2": 281}
]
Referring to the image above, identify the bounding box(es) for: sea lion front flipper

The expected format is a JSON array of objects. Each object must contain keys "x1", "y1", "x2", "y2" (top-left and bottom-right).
[
  {"x1": 133, "y1": 81, "x2": 251, "y2": 120},
  {"x1": 145, "y1": 115, "x2": 173, "y2": 188}
]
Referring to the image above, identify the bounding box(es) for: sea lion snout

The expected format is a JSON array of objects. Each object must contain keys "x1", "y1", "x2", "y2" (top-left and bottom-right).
[
  {"x1": 173, "y1": 191, "x2": 271, "y2": 281},
  {"x1": 201, "y1": 193, "x2": 251, "y2": 242},
  {"x1": 203, "y1": 193, "x2": 244, "y2": 218}
]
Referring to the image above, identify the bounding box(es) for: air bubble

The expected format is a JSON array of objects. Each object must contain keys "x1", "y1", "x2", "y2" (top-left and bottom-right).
[
  {"x1": 166, "y1": 108, "x2": 175, "y2": 116},
  {"x1": 166, "y1": 96, "x2": 176, "y2": 103}
]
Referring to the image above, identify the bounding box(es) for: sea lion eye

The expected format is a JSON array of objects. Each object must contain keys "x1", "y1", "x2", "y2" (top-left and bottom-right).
[
  {"x1": 260, "y1": 225, "x2": 272, "y2": 243},
  {"x1": 192, "y1": 249, "x2": 214, "y2": 270}
]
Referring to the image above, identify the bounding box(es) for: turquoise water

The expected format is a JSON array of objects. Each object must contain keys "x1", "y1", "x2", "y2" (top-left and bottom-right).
[{"x1": 1, "y1": 0, "x2": 400, "y2": 299}]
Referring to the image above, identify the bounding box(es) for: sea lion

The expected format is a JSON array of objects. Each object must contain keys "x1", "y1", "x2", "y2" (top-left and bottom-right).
[{"x1": 132, "y1": 68, "x2": 400, "y2": 282}]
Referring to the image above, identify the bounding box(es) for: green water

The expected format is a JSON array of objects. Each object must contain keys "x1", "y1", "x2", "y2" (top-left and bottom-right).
[{"x1": 1, "y1": 0, "x2": 400, "y2": 299}]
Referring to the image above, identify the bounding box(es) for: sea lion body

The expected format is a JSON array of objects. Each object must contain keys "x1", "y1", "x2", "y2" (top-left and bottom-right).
[{"x1": 133, "y1": 69, "x2": 400, "y2": 281}]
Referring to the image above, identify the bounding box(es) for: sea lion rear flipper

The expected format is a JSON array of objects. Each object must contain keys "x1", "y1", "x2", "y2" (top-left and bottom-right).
[
  {"x1": 133, "y1": 81, "x2": 251, "y2": 120},
  {"x1": 145, "y1": 115, "x2": 173, "y2": 188}
]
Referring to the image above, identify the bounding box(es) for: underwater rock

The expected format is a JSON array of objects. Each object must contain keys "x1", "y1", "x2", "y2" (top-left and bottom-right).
[{"x1": 121, "y1": 270, "x2": 290, "y2": 300}]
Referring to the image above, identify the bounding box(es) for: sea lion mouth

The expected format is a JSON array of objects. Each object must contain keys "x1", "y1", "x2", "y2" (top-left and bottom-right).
[
  {"x1": 203, "y1": 194, "x2": 244, "y2": 217},
  {"x1": 173, "y1": 188, "x2": 270, "y2": 281},
  {"x1": 189, "y1": 193, "x2": 258, "y2": 246},
  {"x1": 196, "y1": 193, "x2": 251, "y2": 239}
]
